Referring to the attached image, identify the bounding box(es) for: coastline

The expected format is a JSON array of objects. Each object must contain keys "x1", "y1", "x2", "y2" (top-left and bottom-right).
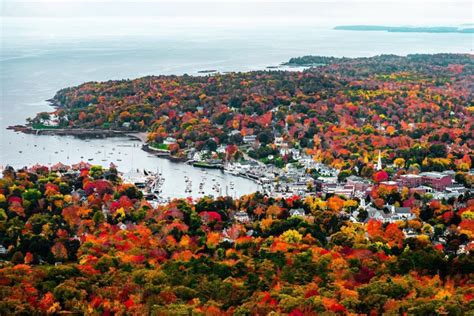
[
  {"x1": 8, "y1": 124, "x2": 188, "y2": 161},
  {"x1": 7, "y1": 125, "x2": 129, "y2": 138},
  {"x1": 7, "y1": 124, "x2": 262, "y2": 184}
]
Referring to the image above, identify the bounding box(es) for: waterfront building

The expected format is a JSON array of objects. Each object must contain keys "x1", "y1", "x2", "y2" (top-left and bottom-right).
[
  {"x1": 163, "y1": 137, "x2": 177, "y2": 145},
  {"x1": 419, "y1": 172, "x2": 453, "y2": 191}
]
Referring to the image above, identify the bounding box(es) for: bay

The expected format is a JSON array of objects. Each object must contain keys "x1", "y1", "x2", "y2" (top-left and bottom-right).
[{"x1": 1, "y1": 17, "x2": 472, "y2": 197}]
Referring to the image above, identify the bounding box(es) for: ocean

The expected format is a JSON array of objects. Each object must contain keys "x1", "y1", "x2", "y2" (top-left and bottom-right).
[{"x1": 1, "y1": 17, "x2": 472, "y2": 197}]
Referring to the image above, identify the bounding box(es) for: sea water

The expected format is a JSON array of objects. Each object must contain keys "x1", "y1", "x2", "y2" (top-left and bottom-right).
[{"x1": 1, "y1": 17, "x2": 472, "y2": 197}]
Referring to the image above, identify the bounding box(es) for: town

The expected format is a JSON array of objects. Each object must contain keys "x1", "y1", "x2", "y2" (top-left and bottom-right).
[
  {"x1": 1, "y1": 53, "x2": 472, "y2": 314},
  {"x1": 0, "y1": 159, "x2": 472, "y2": 314}
]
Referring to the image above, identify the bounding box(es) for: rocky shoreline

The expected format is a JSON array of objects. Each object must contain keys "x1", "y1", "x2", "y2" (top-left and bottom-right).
[
  {"x1": 141, "y1": 144, "x2": 187, "y2": 162},
  {"x1": 7, "y1": 125, "x2": 128, "y2": 138}
]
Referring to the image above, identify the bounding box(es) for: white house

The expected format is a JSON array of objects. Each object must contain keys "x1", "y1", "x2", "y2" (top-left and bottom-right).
[
  {"x1": 43, "y1": 114, "x2": 60, "y2": 127},
  {"x1": 234, "y1": 211, "x2": 250, "y2": 223},
  {"x1": 289, "y1": 208, "x2": 306, "y2": 217},
  {"x1": 164, "y1": 137, "x2": 177, "y2": 145},
  {"x1": 243, "y1": 135, "x2": 257, "y2": 144}
]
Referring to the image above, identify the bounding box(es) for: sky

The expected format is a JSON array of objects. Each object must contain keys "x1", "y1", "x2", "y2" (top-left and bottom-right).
[{"x1": 1, "y1": 0, "x2": 473, "y2": 26}]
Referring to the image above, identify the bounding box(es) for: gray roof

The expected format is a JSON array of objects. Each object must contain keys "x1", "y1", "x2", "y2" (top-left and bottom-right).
[{"x1": 393, "y1": 207, "x2": 412, "y2": 214}]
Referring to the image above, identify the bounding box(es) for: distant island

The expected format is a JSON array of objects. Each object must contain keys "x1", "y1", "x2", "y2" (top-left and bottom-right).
[
  {"x1": 197, "y1": 69, "x2": 217, "y2": 74},
  {"x1": 335, "y1": 25, "x2": 474, "y2": 34},
  {"x1": 282, "y1": 56, "x2": 349, "y2": 67},
  {"x1": 284, "y1": 53, "x2": 473, "y2": 67}
]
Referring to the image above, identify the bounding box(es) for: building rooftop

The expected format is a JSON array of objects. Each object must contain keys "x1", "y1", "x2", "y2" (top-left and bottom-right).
[
  {"x1": 419, "y1": 172, "x2": 450, "y2": 179},
  {"x1": 400, "y1": 174, "x2": 422, "y2": 178}
]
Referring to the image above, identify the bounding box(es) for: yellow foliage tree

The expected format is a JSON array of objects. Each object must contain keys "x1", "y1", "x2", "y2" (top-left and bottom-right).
[
  {"x1": 394, "y1": 158, "x2": 405, "y2": 168},
  {"x1": 281, "y1": 229, "x2": 302, "y2": 243}
]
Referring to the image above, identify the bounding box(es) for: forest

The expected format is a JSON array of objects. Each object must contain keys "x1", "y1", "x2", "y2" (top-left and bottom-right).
[
  {"x1": 0, "y1": 164, "x2": 472, "y2": 314},
  {"x1": 11, "y1": 54, "x2": 473, "y2": 314}
]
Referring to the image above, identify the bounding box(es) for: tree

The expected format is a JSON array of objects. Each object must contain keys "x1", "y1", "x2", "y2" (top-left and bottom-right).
[
  {"x1": 429, "y1": 144, "x2": 447, "y2": 158},
  {"x1": 394, "y1": 158, "x2": 405, "y2": 169},
  {"x1": 11, "y1": 251, "x2": 24, "y2": 264},
  {"x1": 89, "y1": 165, "x2": 104, "y2": 179},
  {"x1": 257, "y1": 131, "x2": 273, "y2": 145},
  {"x1": 205, "y1": 139, "x2": 218, "y2": 151},
  {"x1": 266, "y1": 204, "x2": 283, "y2": 217},
  {"x1": 327, "y1": 196, "x2": 345, "y2": 212},
  {"x1": 373, "y1": 170, "x2": 389, "y2": 183},
  {"x1": 51, "y1": 242, "x2": 68, "y2": 261}
]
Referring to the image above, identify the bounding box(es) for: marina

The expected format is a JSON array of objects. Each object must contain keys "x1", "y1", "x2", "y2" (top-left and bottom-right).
[
  {"x1": 1, "y1": 133, "x2": 260, "y2": 199},
  {"x1": 121, "y1": 165, "x2": 254, "y2": 203}
]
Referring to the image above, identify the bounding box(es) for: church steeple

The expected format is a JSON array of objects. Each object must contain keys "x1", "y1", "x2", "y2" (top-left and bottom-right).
[{"x1": 376, "y1": 150, "x2": 382, "y2": 171}]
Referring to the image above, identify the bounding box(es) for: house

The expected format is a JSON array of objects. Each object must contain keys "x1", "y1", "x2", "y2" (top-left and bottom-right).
[
  {"x1": 365, "y1": 205, "x2": 415, "y2": 223},
  {"x1": 312, "y1": 163, "x2": 338, "y2": 177},
  {"x1": 318, "y1": 176, "x2": 338, "y2": 184},
  {"x1": 296, "y1": 176, "x2": 313, "y2": 186},
  {"x1": 228, "y1": 130, "x2": 241, "y2": 137},
  {"x1": 234, "y1": 211, "x2": 250, "y2": 223},
  {"x1": 0, "y1": 245, "x2": 7, "y2": 255},
  {"x1": 365, "y1": 207, "x2": 393, "y2": 223},
  {"x1": 287, "y1": 182, "x2": 308, "y2": 196},
  {"x1": 403, "y1": 228, "x2": 418, "y2": 238},
  {"x1": 274, "y1": 136, "x2": 285, "y2": 147},
  {"x1": 289, "y1": 208, "x2": 306, "y2": 217},
  {"x1": 222, "y1": 228, "x2": 235, "y2": 243},
  {"x1": 290, "y1": 148, "x2": 301, "y2": 160},
  {"x1": 163, "y1": 137, "x2": 177, "y2": 145},
  {"x1": 243, "y1": 135, "x2": 257, "y2": 144},
  {"x1": 43, "y1": 113, "x2": 60, "y2": 127},
  {"x1": 387, "y1": 205, "x2": 416, "y2": 221}
]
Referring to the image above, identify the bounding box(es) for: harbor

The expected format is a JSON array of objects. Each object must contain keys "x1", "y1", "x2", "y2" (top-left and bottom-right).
[{"x1": 121, "y1": 167, "x2": 246, "y2": 204}]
